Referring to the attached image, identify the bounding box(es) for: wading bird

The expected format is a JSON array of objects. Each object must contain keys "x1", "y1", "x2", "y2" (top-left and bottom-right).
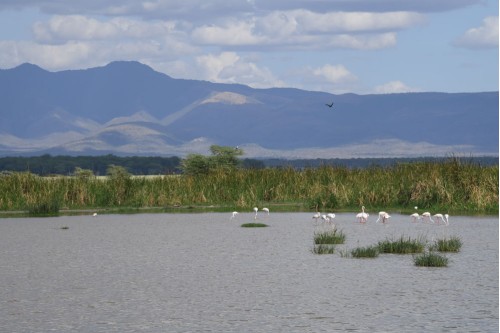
[
  {"x1": 253, "y1": 207, "x2": 259, "y2": 219},
  {"x1": 262, "y1": 207, "x2": 270, "y2": 215},
  {"x1": 230, "y1": 211, "x2": 239, "y2": 220},
  {"x1": 356, "y1": 206, "x2": 369, "y2": 223},
  {"x1": 433, "y1": 213, "x2": 449, "y2": 225},
  {"x1": 421, "y1": 212, "x2": 434, "y2": 223},
  {"x1": 375, "y1": 211, "x2": 388, "y2": 223},
  {"x1": 312, "y1": 212, "x2": 321, "y2": 224},
  {"x1": 410, "y1": 212, "x2": 420, "y2": 223},
  {"x1": 327, "y1": 213, "x2": 336, "y2": 221}
]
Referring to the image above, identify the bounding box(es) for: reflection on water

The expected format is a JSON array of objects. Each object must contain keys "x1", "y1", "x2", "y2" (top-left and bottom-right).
[{"x1": 0, "y1": 213, "x2": 498, "y2": 332}]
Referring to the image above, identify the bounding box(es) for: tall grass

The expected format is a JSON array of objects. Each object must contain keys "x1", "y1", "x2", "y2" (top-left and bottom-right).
[{"x1": 0, "y1": 158, "x2": 497, "y2": 214}]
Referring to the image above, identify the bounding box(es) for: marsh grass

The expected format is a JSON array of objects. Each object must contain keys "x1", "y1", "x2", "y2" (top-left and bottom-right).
[
  {"x1": 431, "y1": 236, "x2": 462, "y2": 252},
  {"x1": 0, "y1": 158, "x2": 497, "y2": 214},
  {"x1": 378, "y1": 236, "x2": 426, "y2": 254},
  {"x1": 241, "y1": 223, "x2": 268, "y2": 228},
  {"x1": 27, "y1": 197, "x2": 60, "y2": 216},
  {"x1": 311, "y1": 244, "x2": 335, "y2": 254},
  {"x1": 351, "y1": 245, "x2": 380, "y2": 258},
  {"x1": 314, "y1": 228, "x2": 346, "y2": 244},
  {"x1": 414, "y1": 252, "x2": 449, "y2": 267}
]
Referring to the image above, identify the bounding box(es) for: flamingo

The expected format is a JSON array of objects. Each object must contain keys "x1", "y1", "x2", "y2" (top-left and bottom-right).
[
  {"x1": 433, "y1": 213, "x2": 449, "y2": 225},
  {"x1": 92, "y1": 212, "x2": 97, "y2": 217},
  {"x1": 312, "y1": 212, "x2": 321, "y2": 224},
  {"x1": 356, "y1": 206, "x2": 369, "y2": 223},
  {"x1": 327, "y1": 213, "x2": 336, "y2": 220},
  {"x1": 410, "y1": 212, "x2": 420, "y2": 223},
  {"x1": 230, "y1": 211, "x2": 239, "y2": 220},
  {"x1": 321, "y1": 215, "x2": 330, "y2": 224},
  {"x1": 421, "y1": 212, "x2": 434, "y2": 223},
  {"x1": 381, "y1": 213, "x2": 391, "y2": 223},
  {"x1": 253, "y1": 207, "x2": 258, "y2": 220},
  {"x1": 375, "y1": 211, "x2": 388, "y2": 223},
  {"x1": 262, "y1": 207, "x2": 270, "y2": 215}
]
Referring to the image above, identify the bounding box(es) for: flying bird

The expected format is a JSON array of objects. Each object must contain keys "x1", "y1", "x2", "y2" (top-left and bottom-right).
[{"x1": 325, "y1": 102, "x2": 334, "y2": 108}]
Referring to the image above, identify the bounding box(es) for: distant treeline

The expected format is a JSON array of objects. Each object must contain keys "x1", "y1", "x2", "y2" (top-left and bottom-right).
[{"x1": 0, "y1": 154, "x2": 497, "y2": 176}]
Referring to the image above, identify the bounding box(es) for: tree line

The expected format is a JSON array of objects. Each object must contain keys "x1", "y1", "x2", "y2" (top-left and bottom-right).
[{"x1": 0, "y1": 150, "x2": 496, "y2": 176}]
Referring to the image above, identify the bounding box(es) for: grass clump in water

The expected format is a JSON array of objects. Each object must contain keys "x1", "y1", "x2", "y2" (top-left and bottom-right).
[
  {"x1": 414, "y1": 252, "x2": 449, "y2": 267},
  {"x1": 311, "y1": 244, "x2": 335, "y2": 255},
  {"x1": 351, "y1": 245, "x2": 380, "y2": 258},
  {"x1": 241, "y1": 222, "x2": 268, "y2": 228},
  {"x1": 378, "y1": 236, "x2": 425, "y2": 254},
  {"x1": 431, "y1": 236, "x2": 462, "y2": 252},
  {"x1": 314, "y1": 228, "x2": 346, "y2": 245}
]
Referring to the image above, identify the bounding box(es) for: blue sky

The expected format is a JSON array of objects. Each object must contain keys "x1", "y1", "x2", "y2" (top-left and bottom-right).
[{"x1": 0, "y1": 0, "x2": 497, "y2": 94}]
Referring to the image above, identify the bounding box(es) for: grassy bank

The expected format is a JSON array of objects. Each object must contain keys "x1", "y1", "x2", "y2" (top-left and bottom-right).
[{"x1": 0, "y1": 158, "x2": 497, "y2": 215}]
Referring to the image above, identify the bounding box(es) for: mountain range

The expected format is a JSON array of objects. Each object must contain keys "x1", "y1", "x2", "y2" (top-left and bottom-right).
[{"x1": 0, "y1": 61, "x2": 498, "y2": 158}]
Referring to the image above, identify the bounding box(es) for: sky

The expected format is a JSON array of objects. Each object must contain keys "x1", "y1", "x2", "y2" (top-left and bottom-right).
[{"x1": 0, "y1": 0, "x2": 498, "y2": 94}]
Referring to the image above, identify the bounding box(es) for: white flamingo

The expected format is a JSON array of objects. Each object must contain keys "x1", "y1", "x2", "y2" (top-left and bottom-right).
[
  {"x1": 312, "y1": 212, "x2": 321, "y2": 224},
  {"x1": 433, "y1": 213, "x2": 449, "y2": 225},
  {"x1": 410, "y1": 212, "x2": 420, "y2": 223},
  {"x1": 375, "y1": 211, "x2": 388, "y2": 223},
  {"x1": 421, "y1": 212, "x2": 434, "y2": 223},
  {"x1": 230, "y1": 211, "x2": 239, "y2": 220},
  {"x1": 253, "y1": 207, "x2": 258, "y2": 220},
  {"x1": 327, "y1": 213, "x2": 336, "y2": 220},
  {"x1": 356, "y1": 206, "x2": 369, "y2": 223},
  {"x1": 381, "y1": 213, "x2": 391, "y2": 223},
  {"x1": 262, "y1": 207, "x2": 270, "y2": 215}
]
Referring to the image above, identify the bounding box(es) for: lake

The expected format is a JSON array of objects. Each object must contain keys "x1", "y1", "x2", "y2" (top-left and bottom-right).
[{"x1": 0, "y1": 212, "x2": 497, "y2": 332}]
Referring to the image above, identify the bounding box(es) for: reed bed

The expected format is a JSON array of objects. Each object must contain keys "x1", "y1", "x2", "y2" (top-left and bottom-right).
[{"x1": 0, "y1": 158, "x2": 497, "y2": 214}]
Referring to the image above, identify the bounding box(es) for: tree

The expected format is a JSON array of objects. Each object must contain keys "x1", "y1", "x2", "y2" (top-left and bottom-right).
[{"x1": 180, "y1": 145, "x2": 243, "y2": 176}]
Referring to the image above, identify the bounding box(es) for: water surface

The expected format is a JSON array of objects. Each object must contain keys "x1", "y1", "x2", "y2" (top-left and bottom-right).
[{"x1": 0, "y1": 213, "x2": 497, "y2": 332}]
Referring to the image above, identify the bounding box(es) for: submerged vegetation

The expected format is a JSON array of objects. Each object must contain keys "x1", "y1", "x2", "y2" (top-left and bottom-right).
[
  {"x1": 0, "y1": 156, "x2": 497, "y2": 215},
  {"x1": 241, "y1": 223, "x2": 268, "y2": 228}
]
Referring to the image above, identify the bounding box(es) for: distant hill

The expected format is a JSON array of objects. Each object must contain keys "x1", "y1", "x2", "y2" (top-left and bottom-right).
[{"x1": 0, "y1": 61, "x2": 497, "y2": 158}]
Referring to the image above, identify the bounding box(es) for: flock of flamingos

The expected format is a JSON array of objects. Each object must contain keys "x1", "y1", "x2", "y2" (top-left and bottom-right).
[{"x1": 230, "y1": 206, "x2": 450, "y2": 226}]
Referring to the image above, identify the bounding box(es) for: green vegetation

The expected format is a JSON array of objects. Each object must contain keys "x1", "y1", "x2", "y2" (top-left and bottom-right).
[
  {"x1": 377, "y1": 236, "x2": 426, "y2": 254},
  {"x1": 241, "y1": 223, "x2": 268, "y2": 228},
  {"x1": 431, "y1": 236, "x2": 463, "y2": 252},
  {"x1": 414, "y1": 252, "x2": 449, "y2": 267},
  {"x1": 314, "y1": 229, "x2": 346, "y2": 245},
  {"x1": 0, "y1": 155, "x2": 497, "y2": 215},
  {"x1": 350, "y1": 245, "x2": 380, "y2": 258},
  {"x1": 311, "y1": 244, "x2": 336, "y2": 255}
]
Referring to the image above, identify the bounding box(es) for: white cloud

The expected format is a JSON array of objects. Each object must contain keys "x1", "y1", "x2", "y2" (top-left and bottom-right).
[
  {"x1": 195, "y1": 51, "x2": 284, "y2": 88},
  {"x1": 373, "y1": 80, "x2": 420, "y2": 94},
  {"x1": 33, "y1": 15, "x2": 177, "y2": 43},
  {"x1": 454, "y1": 16, "x2": 499, "y2": 49}
]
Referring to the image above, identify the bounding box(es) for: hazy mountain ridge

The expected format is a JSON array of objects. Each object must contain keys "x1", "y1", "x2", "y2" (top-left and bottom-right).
[{"x1": 0, "y1": 61, "x2": 497, "y2": 158}]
